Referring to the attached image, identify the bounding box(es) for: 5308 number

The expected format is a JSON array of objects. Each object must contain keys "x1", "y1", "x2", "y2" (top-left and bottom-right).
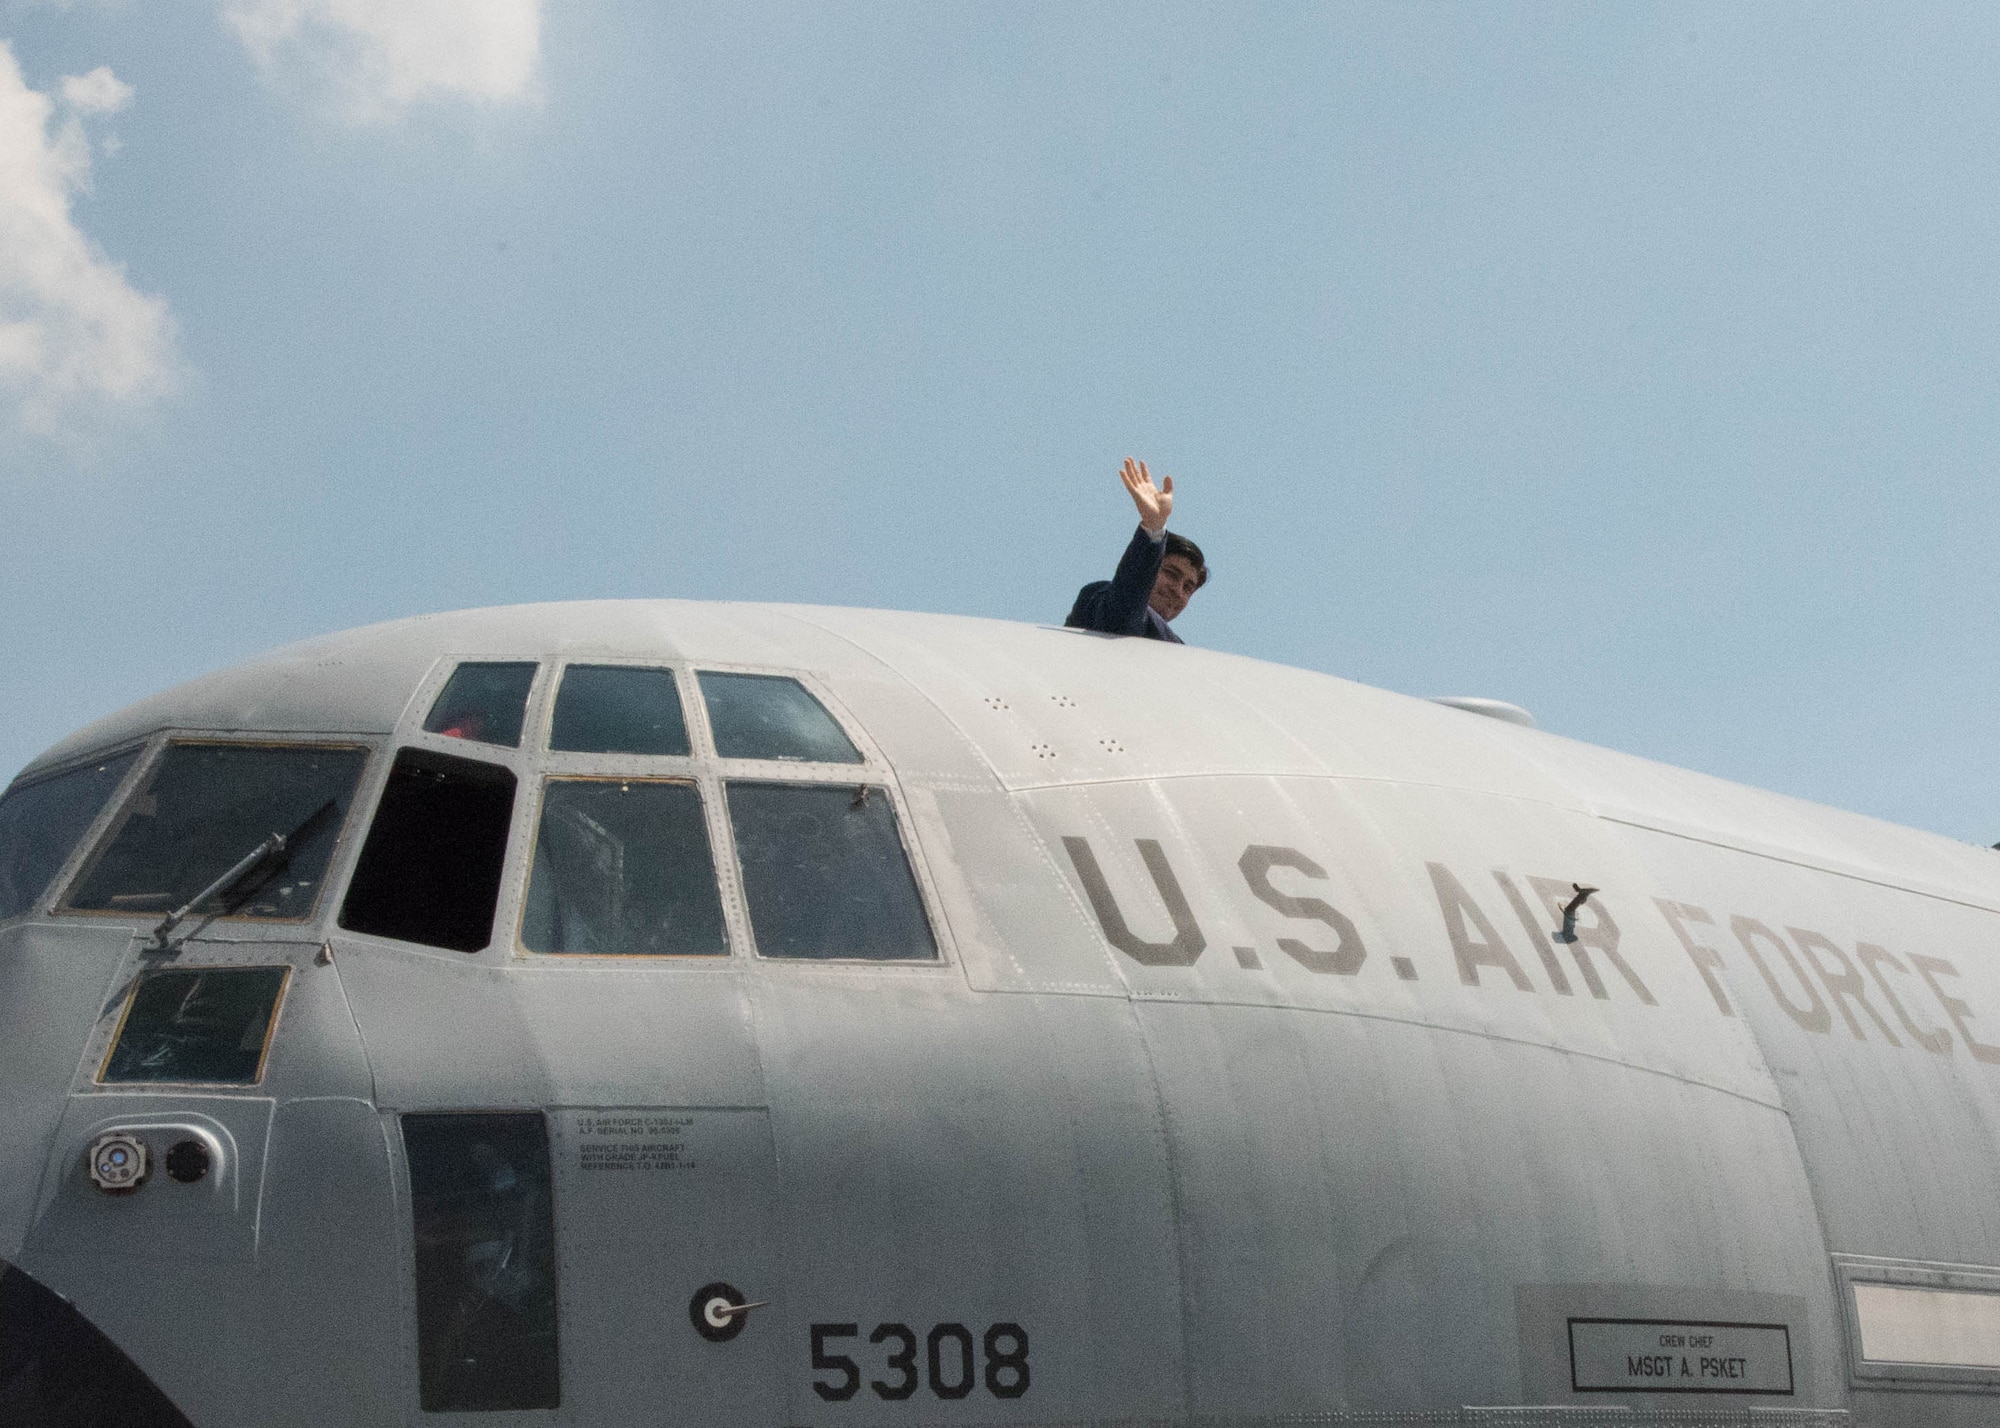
[{"x1": 810, "y1": 1322, "x2": 1029, "y2": 1402}]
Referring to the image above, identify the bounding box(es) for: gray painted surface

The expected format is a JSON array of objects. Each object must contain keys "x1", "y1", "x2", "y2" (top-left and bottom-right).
[{"x1": 5, "y1": 599, "x2": 1995, "y2": 1423}]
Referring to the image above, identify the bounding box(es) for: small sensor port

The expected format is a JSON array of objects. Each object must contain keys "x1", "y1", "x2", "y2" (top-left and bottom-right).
[
  {"x1": 164, "y1": 1138, "x2": 212, "y2": 1184},
  {"x1": 87, "y1": 1132, "x2": 148, "y2": 1195}
]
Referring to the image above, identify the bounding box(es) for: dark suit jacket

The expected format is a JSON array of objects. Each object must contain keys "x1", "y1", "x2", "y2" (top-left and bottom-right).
[{"x1": 1065, "y1": 524, "x2": 1182, "y2": 643}]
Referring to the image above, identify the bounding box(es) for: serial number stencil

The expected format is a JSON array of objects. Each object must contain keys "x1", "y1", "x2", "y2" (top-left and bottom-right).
[{"x1": 574, "y1": 1111, "x2": 698, "y2": 1172}]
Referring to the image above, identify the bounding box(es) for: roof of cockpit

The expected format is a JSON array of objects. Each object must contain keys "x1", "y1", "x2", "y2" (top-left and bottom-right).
[
  {"x1": 23, "y1": 600, "x2": 904, "y2": 776},
  {"x1": 21, "y1": 599, "x2": 2000, "y2": 908},
  {"x1": 28, "y1": 601, "x2": 1052, "y2": 776},
  {"x1": 26, "y1": 597, "x2": 1561, "y2": 802}
]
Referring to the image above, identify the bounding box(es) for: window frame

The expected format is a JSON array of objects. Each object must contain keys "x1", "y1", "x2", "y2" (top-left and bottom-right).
[
  {"x1": 516, "y1": 773, "x2": 732, "y2": 962},
  {"x1": 417, "y1": 658, "x2": 543, "y2": 751},
  {"x1": 333, "y1": 656, "x2": 553, "y2": 963},
  {"x1": 695, "y1": 668, "x2": 864, "y2": 766},
  {"x1": 401, "y1": 654, "x2": 549, "y2": 763},
  {"x1": 723, "y1": 777, "x2": 941, "y2": 965},
  {"x1": 1835, "y1": 1254, "x2": 2000, "y2": 1392},
  {"x1": 280, "y1": 653, "x2": 952, "y2": 970},
  {"x1": 692, "y1": 665, "x2": 947, "y2": 966},
  {"x1": 543, "y1": 660, "x2": 696, "y2": 759},
  {"x1": 95, "y1": 963, "x2": 293, "y2": 1087},
  {"x1": 337, "y1": 744, "x2": 522, "y2": 955},
  {"x1": 491, "y1": 658, "x2": 949, "y2": 968},
  {"x1": 0, "y1": 740, "x2": 149, "y2": 924},
  {"x1": 398, "y1": 1110, "x2": 563, "y2": 1412},
  {"x1": 51, "y1": 732, "x2": 379, "y2": 933},
  {"x1": 17, "y1": 658, "x2": 954, "y2": 970}
]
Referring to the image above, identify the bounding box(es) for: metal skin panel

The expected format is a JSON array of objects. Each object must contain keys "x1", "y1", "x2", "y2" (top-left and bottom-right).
[
  {"x1": 1614, "y1": 826, "x2": 2000, "y2": 1426},
  {"x1": 1621, "y1": 828, "x2": 2000, "y2": 1265},
  {"x1": 1502, "y1": 722, "x2": 2000, "y2": 914},
  {"x1": 60, "y1": 941, "x2": 374, "y2": 1109},
  {"x1": 17, "y1": 933, "x2": 381, "y2": 1428},
  {"x1": 26, "y1": 1096, "x2": 269, "y2": 1264},
  {"x1": 0, "y1": 922, "x2": 133, "y2": 1259},
  {"x1": 330, "y1": 945, "x2": 780, "y2": 1416},
  {"x1": 1020, "y1": 775, "x2": 1780, "y2": 1106},
  {"x1": 748, "y1": 970, "x2": 1184, "y2": 1426},
  {"x1": 331, "y1": 943, "x2": 768, "y2": 1110},
  {"x1": 550, "y1": 1106, "x2": 784, "y2": 1426},
  {"x1": 1137, "y1": 1002, "x2": 1837, "y2": 1413},
  {"x1": 19, "y1": 1093, "x2": 276, "y2": 1427},
  {"x1": 18, "y1": 1099, "x2": 277, "y2": 1423},
  {"x1": 252, "y1": 1098, "x2": 407, "y2": 1426},
  {"x1": 18, "y1": 600, "x2": 978, "y2": 784},
  {"x1": 799, "y1": 606, "x2": 1586, "y2": 807},
  {"x1": 921, "y1": 784, "x2": 1128, "y2": 996},
  {"x1": 1008, "y1": 769, "x2": 1840, "y2": 1414}
]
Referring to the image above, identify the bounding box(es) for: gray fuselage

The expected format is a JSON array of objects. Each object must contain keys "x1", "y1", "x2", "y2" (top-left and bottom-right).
[{"x1": 0, "y1": 599, "x2": 1993, "y2": 1427}]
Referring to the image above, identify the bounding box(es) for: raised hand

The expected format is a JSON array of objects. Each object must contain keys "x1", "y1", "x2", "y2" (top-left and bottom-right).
[{"x1": 1119, "y1": 456, "x2": 1174, "y2": 533}]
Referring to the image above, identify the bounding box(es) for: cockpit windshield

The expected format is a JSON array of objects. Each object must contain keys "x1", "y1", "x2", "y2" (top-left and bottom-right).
[
  {"x1": 0, "y1": 751, "x2": 138, "y2": 920},
  {"x1": 522, "y1": 778, "x2": 726, "y2": 955},
  {"x1": 727, "y1": 781, "x2": 935, "y2": 960},
  {"x1": 698, "y1": 672, "x2": 862, "y2": 763},
  {"x1": 64, "y1": 743, "x2": 366, "y2": 922},
  {"x1": 423, "y1": 662, "x2": 537, "y2": 748},
  {"x1": 548, "y1": 665, "x2": 690, "y2": 756}
]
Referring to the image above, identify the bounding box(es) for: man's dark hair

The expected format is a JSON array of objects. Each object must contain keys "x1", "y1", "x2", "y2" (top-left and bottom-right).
[{"x1": 1164, "y1": 531, "x2": 1208, "y2": 588}]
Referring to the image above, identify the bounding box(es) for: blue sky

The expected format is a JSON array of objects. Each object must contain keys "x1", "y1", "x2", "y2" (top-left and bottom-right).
[{"x1": 4, "y1": 2, "x2": 1998, "y2": 844}]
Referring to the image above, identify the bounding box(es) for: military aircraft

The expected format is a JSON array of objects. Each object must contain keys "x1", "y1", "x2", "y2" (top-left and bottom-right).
[{"x1": 0, "y1": 598, "x2": 1992, "y2": 1427}]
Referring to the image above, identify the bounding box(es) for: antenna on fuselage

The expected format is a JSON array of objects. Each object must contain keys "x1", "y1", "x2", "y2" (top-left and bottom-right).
[{"x1": 1559, "y1": 883, "x2": 1598, "y2": 941}]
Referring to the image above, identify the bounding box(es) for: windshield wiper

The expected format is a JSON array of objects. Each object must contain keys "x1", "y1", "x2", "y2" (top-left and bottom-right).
[{"x1": 146, "y1": 799, "x2": 339, "y2": 952}]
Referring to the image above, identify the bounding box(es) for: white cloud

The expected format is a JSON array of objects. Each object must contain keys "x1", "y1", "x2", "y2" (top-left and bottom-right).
[
  {"x1": 222, "y1": 0, "x2": 543, "y2": 123},
  {"x1": 59, "y1": 66, "x2": 132, "y2": 117},
  {"x1": 0, "y1": 45, "x2": 175, "y2": 438}
]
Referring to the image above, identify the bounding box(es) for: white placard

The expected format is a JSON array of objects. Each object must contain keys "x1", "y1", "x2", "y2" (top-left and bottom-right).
[
  {"x1": 1568, "y1": 1318, "x2": 1794, "y2": 1394},
  {"x1": 1854, "y1": 1282, "x2": 2000, "y2": 1369}
]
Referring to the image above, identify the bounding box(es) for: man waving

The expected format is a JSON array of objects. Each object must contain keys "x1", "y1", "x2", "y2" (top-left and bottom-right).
[{"x1": 1065, "y1": 457, "x2": 1207, "y2": 644}]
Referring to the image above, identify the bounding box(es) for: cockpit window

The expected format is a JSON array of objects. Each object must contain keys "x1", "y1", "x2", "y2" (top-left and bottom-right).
[
  {"x1": 0, "y1": 751, "x2": 138, "y2": 920},
  {"x1": 698, "y1": 672, "x2": 862, "y2": 764},
  {"x1": 64, "y1": 744, "x2": 365, "y2": 921},
  {"x1": 727, "y1": 782, "x2": 935, "y2": 960},
  {"x1": 522, "y1": 778, "x2": 726, "y2": 956},
  {"x1": 340, "y1": 748, "x2": 516, "y2": 953},
  {"x1": 548, "y1": 665, "x2": 690, "y2": 756},
  {"x1": 423, "y1": 662, "x2": 537, "y2": 748},
  {"x1": 101, "y1": 966, "x2": 289, "y2": 1085},
  {"x1": 402, "y1": 1113, "x2": 560, "y2": 1412}
]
